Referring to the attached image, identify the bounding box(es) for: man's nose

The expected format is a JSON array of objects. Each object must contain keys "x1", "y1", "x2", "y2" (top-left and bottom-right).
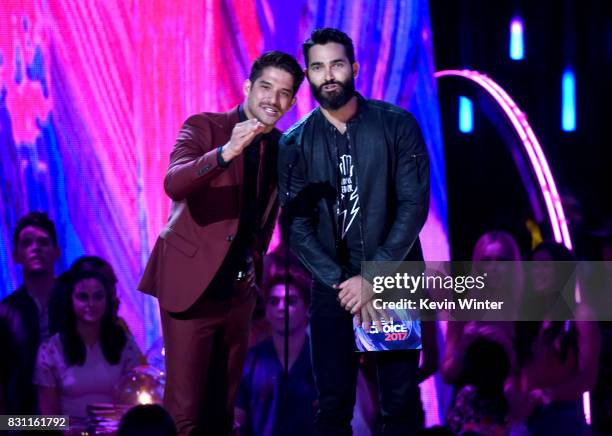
[
  {"x1": 324, "y1": 66, "x2": 333, "y2": 81},
  {"x1": 268, "y1": 91, "x2": 281, "y2": 106}
]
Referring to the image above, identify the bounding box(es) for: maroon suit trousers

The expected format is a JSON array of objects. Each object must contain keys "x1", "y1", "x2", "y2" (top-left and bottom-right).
[{"x1": 160, "y1": 281, "x2": 256, "y2": 436}]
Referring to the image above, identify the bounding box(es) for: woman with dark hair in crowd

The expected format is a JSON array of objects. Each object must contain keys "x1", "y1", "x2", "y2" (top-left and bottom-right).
[
  {"x1": 443, "y1": 231, "x2": 523, "y2": 433},
  {"x1": 34, "y1": 270, "x2": 143, "y2": 421},
  {"x1": 514, "y1": 241, "x2": 600, "y2": 435},
  {"x1": 446, "y1": 337, "x2": 511, "y2": 435},
  {"x1": 443, "y1": 231, "x2": 522, "y2": 383},
  {"x1": 66, "y1": 255, "x2": 135, "y2": 337},
  {"x1": 69, "y1": 256, "x2": 119, "y2": 311}
]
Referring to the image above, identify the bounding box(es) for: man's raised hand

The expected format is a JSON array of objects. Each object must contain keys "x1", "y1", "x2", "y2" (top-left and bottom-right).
[{"x1": 220, "y1": 119, "x2": 266, "y2": 162}]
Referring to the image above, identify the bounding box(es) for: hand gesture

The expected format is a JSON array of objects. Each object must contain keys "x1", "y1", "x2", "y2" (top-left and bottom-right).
[{"x1": 222, "y1": 119, "x2": 266, "y2": 162}]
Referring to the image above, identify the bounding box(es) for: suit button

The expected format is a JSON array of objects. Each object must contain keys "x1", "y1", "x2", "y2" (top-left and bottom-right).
[
  {"x1": 226, "y1": 234, "x2": 234, "y2": 242},
  {"x1": 197, "y1": 164, "x2": 212, "y2": 176}
]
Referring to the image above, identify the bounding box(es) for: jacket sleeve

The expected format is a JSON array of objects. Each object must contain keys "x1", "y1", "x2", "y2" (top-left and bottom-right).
[
  {"x1": 371, "y1": 113, "x2": 430, "y2": 262},
  {"x1": 163, "y1": 116, "x2": 229, "y2": 201},
  {"x1": 278, "y1": 136, "x2": 344, "y2": 288}
]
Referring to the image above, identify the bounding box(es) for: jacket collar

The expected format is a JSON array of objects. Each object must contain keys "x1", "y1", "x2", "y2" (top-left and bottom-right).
[
  {"x1": 238, "y1": 104, "x2": 247, "y2": 122},
  {"x1": 227, "y1": 105, "x2": 241, "y2": 126}
]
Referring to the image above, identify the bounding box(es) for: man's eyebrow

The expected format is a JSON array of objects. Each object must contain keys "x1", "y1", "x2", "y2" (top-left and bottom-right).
[
  {"x1": 310, "y1": 59, "x2": 346, "y2": 66},
  {"x1": 259, "y1": 80, "x2": 292, "y2": 93}
]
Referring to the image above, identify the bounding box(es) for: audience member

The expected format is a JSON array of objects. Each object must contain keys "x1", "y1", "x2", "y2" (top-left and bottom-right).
[
  {"x1": 1, "y1": 212, "x2": 64, "y2": 413},
  {"x1": 68, "y1": 256, "x2": 119, "y2": 313},
  {"x1": 118, "y1": 404, "x2": 177, "y2": 436},
  {"x1": 248, "y1": 246, "x2": 310, "y2": 347},
  {"x1": 519, "y1": 241, "x2": 578, "y2": 320},
  {"x1": 442, "y1": 231, "x2": 524, "y2": 433},
  {"x1": 235, "y1": 269, "x2": 316, "y2": 436},
  {"x1": 66, "y1": 255, "x2": 134, "y2": 336},
  {"x1": 442, "y1": 231, "x2": 522, "y2": 386},
  {"x1": 34, "y1": 270, "x2": 143, "y2": 420},
  {"x1": 514, "y1": 241, "x2": 600, "y2": 435},
  {"x1": 446, "y1": 337, "x2": 511, "y2": 435}
]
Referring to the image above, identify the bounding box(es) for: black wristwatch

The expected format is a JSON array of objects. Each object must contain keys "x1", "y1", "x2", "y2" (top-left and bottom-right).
[{"x1": 217, "y1": 145, "x2": 230, "y2": 168}]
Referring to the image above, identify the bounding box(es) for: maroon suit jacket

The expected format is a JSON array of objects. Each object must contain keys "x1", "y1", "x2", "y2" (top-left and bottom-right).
[{"x1": 138, "y1": 106, "x2": 280, "y2": 312}]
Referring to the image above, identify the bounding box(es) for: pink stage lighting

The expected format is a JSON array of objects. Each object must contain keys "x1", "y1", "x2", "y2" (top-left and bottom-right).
[{"x1": 434, "y1": 69, "x2": 572, "y2": 251}]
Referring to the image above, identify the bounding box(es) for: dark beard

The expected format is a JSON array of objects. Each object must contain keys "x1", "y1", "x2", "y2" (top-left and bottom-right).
[{"x1": 310, "y1": 78, "x2": 355, "y2": 110}]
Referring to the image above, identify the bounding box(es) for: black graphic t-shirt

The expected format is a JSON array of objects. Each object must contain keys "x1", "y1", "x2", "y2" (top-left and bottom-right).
[{"x1": 335, "y1": 130, "x2": 363, "y2": 274}]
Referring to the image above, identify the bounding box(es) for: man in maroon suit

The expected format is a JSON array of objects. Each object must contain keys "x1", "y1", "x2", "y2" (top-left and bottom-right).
[{"x1": 138, "y1": 51, "x2": 304, "y2": 435}]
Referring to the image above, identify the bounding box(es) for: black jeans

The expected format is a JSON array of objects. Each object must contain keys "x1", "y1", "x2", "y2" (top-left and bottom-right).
[{"x1": 310, "y1": 281, "x2": 422, "y2": 436}]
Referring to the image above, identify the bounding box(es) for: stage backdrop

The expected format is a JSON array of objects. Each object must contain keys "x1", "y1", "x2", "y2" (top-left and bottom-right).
[{"x1": 0, "y1": 0, "x2": 448, "y2": 410}]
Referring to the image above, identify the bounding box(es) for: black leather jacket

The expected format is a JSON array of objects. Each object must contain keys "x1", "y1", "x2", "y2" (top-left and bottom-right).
[{"x1": 278, "y1": 94, "x2": 430, "y2": 287}]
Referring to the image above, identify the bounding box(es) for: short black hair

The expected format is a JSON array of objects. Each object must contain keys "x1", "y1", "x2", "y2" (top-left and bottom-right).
[
  {"x1": 264, "y1": 272, "x2": 311, "y2": 307},
  {"x1": 118, "y1": 404, "x2": 176, "y2": 436},
  {"x1": 303, "y1": 28, "x2": 355, "y2": 67},
  {"x1": 13, "y1": 211, "x2": 58, "y2": 249},
  {"x1": 249, "y1": 51, "x2": 305, "y2": 97}
]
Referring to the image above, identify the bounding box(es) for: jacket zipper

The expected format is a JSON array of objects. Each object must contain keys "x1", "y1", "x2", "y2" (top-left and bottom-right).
[
  {"x1": 346, "y1": 128, "x2": 367, "y2": 267},
  {"x1": 411, "y1": 152, "x2": 427, "y2": 183},
  {"x1": 330, "y1": 125, "x2": 341, "y2": 255}
]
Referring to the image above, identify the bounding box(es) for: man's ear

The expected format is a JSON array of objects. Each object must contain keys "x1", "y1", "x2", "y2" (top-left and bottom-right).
[
  {"x1": 243, "y1": 79, "x2": 252, "y2": 97},
  {"x1": 352, "y1": 62, "x2": 359, "y2": 79}
]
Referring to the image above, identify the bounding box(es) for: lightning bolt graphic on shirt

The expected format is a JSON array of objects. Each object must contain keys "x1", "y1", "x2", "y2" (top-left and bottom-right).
[{"x1": 339, "y1": 154, "x2": 360, "y2": 238}]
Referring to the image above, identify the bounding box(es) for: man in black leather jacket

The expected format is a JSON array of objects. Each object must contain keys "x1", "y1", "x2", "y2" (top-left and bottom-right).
[{"x1": 278, "y1": 28, "x2": 430, "y2": 435}]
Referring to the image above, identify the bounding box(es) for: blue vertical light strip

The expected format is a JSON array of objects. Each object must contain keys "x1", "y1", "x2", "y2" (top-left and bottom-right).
[
  {"x1": 510, "y1": 17, "x2": 524, "y2": 60},
  {"x1": 459, "y1": 96, "x2": 473, "y2": 133},
  {"x1": 562, "y1": 68, "x2": 576, "y2": 131}
]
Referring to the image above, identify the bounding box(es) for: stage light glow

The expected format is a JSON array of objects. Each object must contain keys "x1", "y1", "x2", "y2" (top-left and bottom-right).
[
  {"x1": 436, "y1": 68, "x2": 589, "y2": 422},
  {"x1": 584, "y1": 391, "x2": 591, "y2": 425},
  {"x1": 434, "y1": 69, "x2": 572, "y2": 251},
  {"x1": 458, "y1": 96, "x2": 473, "y2": 133},
  {"x1": 510, "y1": 18, "x2": 524, "y2": 60},
  {"x1": 562, "y1": 68, "x2": 576, "y2": 131},
  {"x1": 137, "y1": 391, "x2": 153, "y2": 405}
]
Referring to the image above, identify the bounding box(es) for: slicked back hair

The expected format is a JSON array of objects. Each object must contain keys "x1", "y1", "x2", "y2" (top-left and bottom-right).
[{"x1": 302, "y1": 27, "x2": 355, "y2": 67}]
